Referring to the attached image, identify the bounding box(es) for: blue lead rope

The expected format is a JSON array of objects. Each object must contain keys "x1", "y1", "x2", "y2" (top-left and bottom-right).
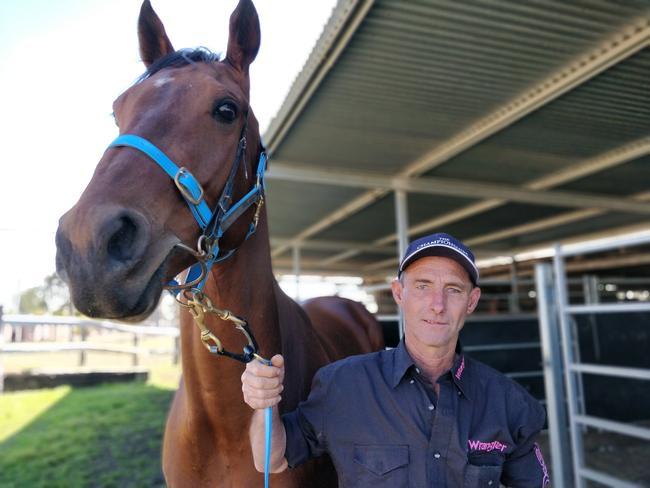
[
  {"x1": 264, "y1": 405, "x2": 272, "y2": 488},
  {"x1": 254, "y1": 355, "x2": 273, "y2": 488}
]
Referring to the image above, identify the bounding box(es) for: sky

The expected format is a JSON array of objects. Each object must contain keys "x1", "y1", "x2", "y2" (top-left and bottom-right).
[{"x1": 0, "y1": 0, "x2": 338, "y2": 311}]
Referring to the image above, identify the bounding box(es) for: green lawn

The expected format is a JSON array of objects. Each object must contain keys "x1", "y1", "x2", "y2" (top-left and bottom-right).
[{"x1": 0, "y1": 375, "x2": 177, "y2": 487}]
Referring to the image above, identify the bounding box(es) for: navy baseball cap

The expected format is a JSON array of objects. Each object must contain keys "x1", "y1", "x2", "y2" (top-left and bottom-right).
[{"x1": 398, "y1": 233, "x2": 479, "y2": 285}]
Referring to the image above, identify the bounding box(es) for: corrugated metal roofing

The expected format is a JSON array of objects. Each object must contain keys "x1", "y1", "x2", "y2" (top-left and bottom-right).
[{"x1": 263, "y1": 0, "x2": 650, "y2": 278}]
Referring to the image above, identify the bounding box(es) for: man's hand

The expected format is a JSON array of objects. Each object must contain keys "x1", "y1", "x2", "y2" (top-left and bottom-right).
[
  {"x1": 242, "y1": 354, "x2": 285, "y2": 409},
  {"x1": 241, "y1": 354, "x2": 289, "y2": 473}
]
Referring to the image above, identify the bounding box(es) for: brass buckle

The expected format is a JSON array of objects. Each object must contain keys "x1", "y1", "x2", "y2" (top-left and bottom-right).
[{"x1": 174, "y1": 167, "x2": 204, "y2": 205}]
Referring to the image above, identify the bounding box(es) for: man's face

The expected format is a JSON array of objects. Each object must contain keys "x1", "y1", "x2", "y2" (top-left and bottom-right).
[{"x1": 392, "y1": 256, "x2": 481, "y2": 352}]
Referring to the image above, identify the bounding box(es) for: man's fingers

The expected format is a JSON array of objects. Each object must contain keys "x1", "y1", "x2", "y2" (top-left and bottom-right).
[
  {"x1": 240, "y1": 355, "x2": 285, "y2": 410},
  {"x1": 246, "y1": 356, "x2": 284, "y2": 378},
  {"x1": 242, "y1": 382, "x2": 283, "y2": 400},
  {"x1": 243, "y1": 371, "x2": 282, "y2": 389},
  {"x1": 270, "y1": 354, "x2": 284, "y2": 368},
  {"x1": 242, "y1": 373, "x2": 284, "y2": 394},
  {"x1": 242, "y1": 379, "x2": 283, "y2": 409}
]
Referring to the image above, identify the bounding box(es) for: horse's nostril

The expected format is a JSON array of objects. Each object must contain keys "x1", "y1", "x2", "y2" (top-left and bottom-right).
[{"x1": 107, "y1": 215, "x2": 139, "y2": 263}]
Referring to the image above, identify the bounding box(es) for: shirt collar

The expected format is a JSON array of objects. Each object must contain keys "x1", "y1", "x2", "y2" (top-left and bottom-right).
[
  {"x1": 389, "y1": 340, "x2": 416, "y2": 388},
  {"x1": 388, "y1": 340, "x2": 471, "y2": 399}
]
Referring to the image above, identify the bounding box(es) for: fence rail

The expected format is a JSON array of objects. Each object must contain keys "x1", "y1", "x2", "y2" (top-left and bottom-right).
[
  {"x1": 0, "y1": 312, "x2": 180, "y2": 391},
  {"x1": 1, "y1": 314, "x2": 179, "y2": 336}
]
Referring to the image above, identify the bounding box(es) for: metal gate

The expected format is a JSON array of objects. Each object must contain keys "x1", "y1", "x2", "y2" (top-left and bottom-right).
[{"x1": 535, "y1": 234, "x2": 650, "y2": 488}]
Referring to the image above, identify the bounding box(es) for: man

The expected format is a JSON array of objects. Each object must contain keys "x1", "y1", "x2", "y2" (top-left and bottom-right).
[{"x1": 242, "y1": 232, "x2": 550, "y2": 487}]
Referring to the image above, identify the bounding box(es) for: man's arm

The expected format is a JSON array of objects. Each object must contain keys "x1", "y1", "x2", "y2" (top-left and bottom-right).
[
  {"x1": 501, "y1": 393, "x2": 549, "y2": 487},
  {"x1": 501, "y1": 441, "x2": 550, "y2": 487},
  {"x1": 241, "y1": 354, "x2": 289, "y2": 473}
]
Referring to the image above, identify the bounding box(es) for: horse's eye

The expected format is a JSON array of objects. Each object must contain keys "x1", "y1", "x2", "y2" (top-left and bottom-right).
[{"x1": 214, "y1": 101, "x2": 238, "y2": 123}]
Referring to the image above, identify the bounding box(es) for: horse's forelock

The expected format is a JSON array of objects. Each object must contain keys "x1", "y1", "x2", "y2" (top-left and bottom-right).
[{"x1": 136, "y1": 47, "x2": 222, "y2": 84}]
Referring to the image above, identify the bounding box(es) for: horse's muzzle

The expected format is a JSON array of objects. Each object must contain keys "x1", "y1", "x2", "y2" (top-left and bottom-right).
[{"x1": 55, "y1": 205, "x2": 171, "y2": 320}]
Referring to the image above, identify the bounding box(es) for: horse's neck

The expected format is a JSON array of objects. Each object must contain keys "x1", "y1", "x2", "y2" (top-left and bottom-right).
[{"x1": 178, "y1": 223, "x2": 281, "y2": 428}]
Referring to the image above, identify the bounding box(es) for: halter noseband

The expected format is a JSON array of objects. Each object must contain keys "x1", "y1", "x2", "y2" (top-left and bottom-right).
[{"x1": 107, "y1": 119, "x2": 268, "y2": 292}]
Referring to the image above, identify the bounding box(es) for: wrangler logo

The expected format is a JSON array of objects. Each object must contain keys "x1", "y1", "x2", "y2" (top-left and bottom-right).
[{"x1": 468, "y1": 439, "x2": 508, "y2": 452}]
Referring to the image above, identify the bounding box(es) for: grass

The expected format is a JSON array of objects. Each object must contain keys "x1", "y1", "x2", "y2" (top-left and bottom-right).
[
  {"x1": 0, "y1": 382, "x2": 176, "y2": 488},
  {"x1": 0, "y1": 349, "x2": 180, "y2": 488}
]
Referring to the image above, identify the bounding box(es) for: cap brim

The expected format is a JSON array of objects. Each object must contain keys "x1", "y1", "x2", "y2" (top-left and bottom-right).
[{"x1": 399, "y1": 246, "x2": 478, "y2": 285}]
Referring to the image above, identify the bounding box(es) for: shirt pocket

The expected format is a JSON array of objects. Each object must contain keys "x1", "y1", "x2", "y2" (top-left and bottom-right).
[
  {"x1": 352, "y1": 444, "x2": 409, "y2": 487},
  {"x1": 464, "y1": 452, "x2": 504, "y2": 488}
]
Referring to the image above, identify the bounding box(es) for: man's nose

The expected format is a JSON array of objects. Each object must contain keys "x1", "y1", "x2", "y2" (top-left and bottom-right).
[{"x1": 429, "y1": 289, "x2": 445, "y2": 313}]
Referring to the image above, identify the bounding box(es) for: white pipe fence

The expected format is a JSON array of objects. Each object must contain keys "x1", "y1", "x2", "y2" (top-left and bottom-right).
[{"x1": 0, "y1": 312, "x2": 180, "y2": 391}]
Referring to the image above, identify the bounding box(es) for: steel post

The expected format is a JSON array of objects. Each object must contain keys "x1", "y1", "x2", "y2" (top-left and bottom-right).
[
  {"x1": 534, "y1": 263, "x2": 573, "y2": 487},
  {"x1": 553, "y1": 244, "x2": 586, "y2": 488},
  {"x1": 394, "y1": 190, "x2": 409, "y2": 339}
]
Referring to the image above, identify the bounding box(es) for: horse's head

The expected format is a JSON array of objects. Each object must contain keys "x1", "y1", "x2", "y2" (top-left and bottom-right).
[{"x1": 55, "y1": 0, "x2": 263, "y2": 321}]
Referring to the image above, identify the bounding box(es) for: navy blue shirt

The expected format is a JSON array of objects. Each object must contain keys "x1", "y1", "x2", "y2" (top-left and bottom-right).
[{"x1": 283, "y1": 341, "x2": 550, "y2": 487}]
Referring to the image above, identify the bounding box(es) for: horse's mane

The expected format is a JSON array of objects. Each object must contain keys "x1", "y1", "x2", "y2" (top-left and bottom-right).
[{"x1": 137, "y1": 47, "x2": 221, "y2": 83}]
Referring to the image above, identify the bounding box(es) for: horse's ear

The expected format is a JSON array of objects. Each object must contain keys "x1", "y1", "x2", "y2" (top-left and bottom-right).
[
  {"x1": 225, "y1": 0, "x2": 260, "y2": 74},
  {"x1": 138, "y1": 0, "x2": 175, "y2": 68}
]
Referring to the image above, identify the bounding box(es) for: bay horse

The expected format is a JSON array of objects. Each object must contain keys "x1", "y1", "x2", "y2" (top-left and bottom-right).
[{"x1": 54, "y1": 0, "x2": 383, "y2": 486}]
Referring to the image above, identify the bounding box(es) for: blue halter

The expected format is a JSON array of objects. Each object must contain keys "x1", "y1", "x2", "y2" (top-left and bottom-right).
[{"x1": 107, "y1": 128, "x2": 267, "y2": 291}]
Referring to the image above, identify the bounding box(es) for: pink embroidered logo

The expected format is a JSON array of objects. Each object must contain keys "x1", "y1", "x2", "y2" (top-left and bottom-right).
[
  {"x1": 534, "y1": 442, "x2": 550, "y2": 487},
  {"x1": 455, "y1": 356, "x2": 465, "y2": 380},
  {"x1": 467, "y1": 439, "x2": 508, "y2": 453}
]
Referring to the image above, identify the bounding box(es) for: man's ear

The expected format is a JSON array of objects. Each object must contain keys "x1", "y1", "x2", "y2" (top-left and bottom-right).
[
  {"x1": 467, "y1": 286, "x2": 481, "y2": 314},
  {"x1": 391, "y1": 278, "x2": 403, "y2": 306}
]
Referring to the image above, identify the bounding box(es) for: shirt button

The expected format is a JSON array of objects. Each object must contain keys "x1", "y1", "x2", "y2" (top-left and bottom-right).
[
  {"x1": 488, "y1": 481, "x2": 493, "y2": 486},
  {"x1": 415, "y1": 367, "x2": 421, "y2": 374},
  {"x1": 433, "y1": 453, "x2": 441, "y2": 459},
  {"x1": 410, "y1": 379, "x2": 415, "y2": 384},
  {"x1": 428, "y1": 404, "x2": 435, "y2": 411}
]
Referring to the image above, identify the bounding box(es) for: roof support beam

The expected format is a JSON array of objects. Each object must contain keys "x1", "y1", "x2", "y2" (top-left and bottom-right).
[
  {"x1": 268, "y1": 160, "x2": 650, "y2": 215},
  {"x1": 269, "y1": 21, "x2": 650, "y2": 259},
  {"x1": 270, "y1": 237, "x2": 396, "y2": 255}
]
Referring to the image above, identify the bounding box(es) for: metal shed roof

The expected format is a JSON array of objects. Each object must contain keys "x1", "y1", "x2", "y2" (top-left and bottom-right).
[{"x1": 261, "y1": 0, "x2": 650, "y2": 280}]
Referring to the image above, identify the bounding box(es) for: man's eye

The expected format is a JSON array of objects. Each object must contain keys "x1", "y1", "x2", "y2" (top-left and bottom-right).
[{"x1": 214, "y1": 100, "x2": 238, "y2": 123}]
